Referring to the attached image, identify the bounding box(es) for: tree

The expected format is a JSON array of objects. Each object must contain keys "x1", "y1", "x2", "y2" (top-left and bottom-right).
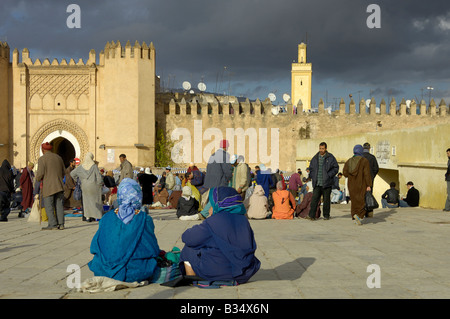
[{"x1": 155, "y1": 128, "x2": 175, "y2": 167}]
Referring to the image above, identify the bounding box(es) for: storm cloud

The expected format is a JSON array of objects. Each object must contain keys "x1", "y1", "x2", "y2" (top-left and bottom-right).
[{"x1": 1, "y1": 0, "x2": 450, "y2": 105}]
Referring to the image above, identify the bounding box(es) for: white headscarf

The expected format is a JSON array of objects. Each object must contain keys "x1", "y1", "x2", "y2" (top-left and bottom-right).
[
  {"x1": 182, "y1": 186, "x2": 192, "y2": 200},
  {"x1": 82, "y1": 152, "x2": 95, "y2": 170}
]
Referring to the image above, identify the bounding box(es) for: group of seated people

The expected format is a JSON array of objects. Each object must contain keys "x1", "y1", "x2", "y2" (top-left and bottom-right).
[
  {"x1": 89, "y1": 178, "x2": 261, "y2": 287},
  {"x1": 88, "y1": 164, "x2": 421, "y2": 289},
  {"x1": 161, "y1": 169, "x2": 318, "y2": 221},
  {"x1": 139, "y1": 163, "x2": 325, "y2": 221},
  {"x1": 381, "y1": 181, "x2": 420, "y2": 208},
  {"x1": 137, "y1": 165, "x2": 419, "y2": 222}
]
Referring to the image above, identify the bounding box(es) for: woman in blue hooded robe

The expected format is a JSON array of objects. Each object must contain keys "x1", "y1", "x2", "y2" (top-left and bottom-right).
[
  {"x1": 88, "y1": 178, "x2": 161, "y2": 283},
  {"x1": 180, "y1": 186, "x2": 260, "y2": 284}
]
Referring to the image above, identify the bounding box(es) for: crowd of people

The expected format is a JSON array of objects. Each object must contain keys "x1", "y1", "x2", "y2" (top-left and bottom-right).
[
  {"x1": 1, "y1": 141, "x2": 449, "y2": 226},
  {"x1": 0, "y1": 141, "x2": 449, "y2": 287}
]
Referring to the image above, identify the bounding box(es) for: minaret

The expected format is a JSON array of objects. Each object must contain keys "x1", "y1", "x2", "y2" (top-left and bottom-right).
[{"x1": 291, "y1": 42, "x2": 312, "y2": 111}]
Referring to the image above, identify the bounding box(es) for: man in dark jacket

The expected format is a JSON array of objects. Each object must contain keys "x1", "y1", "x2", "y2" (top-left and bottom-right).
[
  {"x1": 362, "y1": 142, "x2": 379, "y2": 217},
  {"x1": 307, "y1": 142, "x2": 339, "y2": 220},
  {"x1": 381, "y1": 182, "x2": 399, "y2": 208},
  {"x1": 399, "y1": 181, "x2": 419, "y2": 207},
  {"x1": 0, "y1": 159, "x2": 15, "y2": 221}
]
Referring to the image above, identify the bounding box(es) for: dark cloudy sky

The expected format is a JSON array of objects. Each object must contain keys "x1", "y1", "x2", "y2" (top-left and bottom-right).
[{"x1": 2, "y1": 0, "x2": 450, "y2": 108}]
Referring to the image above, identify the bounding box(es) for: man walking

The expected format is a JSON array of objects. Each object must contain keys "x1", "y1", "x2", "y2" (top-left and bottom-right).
[
  {"x1": 444, "y1": 148, "x2": 450, "y2": 212},
  {"x1": 118, "y1": 154, "x2": 133, "y2": 184},
  {"x1": 343, "y1": 145, "x2": 373, "y2": 225},
  {"x1": 35, "y1": 142, "x2": 66, "y2": 230},
  {"x1": 362, "y1": 142, "x2": 379, "y2": 217},
  {"x1": 307, "y1": 142, "x2": 339, "y2": 220}
]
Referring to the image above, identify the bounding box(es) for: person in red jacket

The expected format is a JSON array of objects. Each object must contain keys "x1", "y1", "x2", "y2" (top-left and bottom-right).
[{"x1": 19, "y1": 161, "x2": 35, "y2": 216}]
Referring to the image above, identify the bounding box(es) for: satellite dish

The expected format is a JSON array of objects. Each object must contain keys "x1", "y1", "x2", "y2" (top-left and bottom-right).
[
  {"x1": 406, "y1": 100, "x2": 411, "y2": 108},
  {"x1": 283, "y1": 93, "x2": 291, "y2": 103},
  {"x1": 189, "y1": 89, "x2": 194, "y2": 94},
  {"x1": 376, "y1": 107, "x2": 380, "y2": 114},
  {"x1": 198, "y1": 82, "x2": 206, "y2": 92},
  {"x1": 365, "y1": 99, "x2": 371, "y2": 108},
  {"x1": 268, "y1": 93, "x2": 276, "y2": 102},
  {"x1": 271, "y1": 106, "x2": 279, "y2": 115},
  {"x1": 182, "y1": 81, "x2": 191, "y2": 91}
]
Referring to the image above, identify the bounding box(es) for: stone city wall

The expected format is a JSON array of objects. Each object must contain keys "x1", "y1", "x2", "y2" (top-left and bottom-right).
[{"x1": 157, "y1": 93, "x2": 449, "y2": 172}]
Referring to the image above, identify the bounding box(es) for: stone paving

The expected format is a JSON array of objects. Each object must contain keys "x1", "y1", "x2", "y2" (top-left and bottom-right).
[{"x1": 1, "y1": 204, "x2": 450, "y2": 300}]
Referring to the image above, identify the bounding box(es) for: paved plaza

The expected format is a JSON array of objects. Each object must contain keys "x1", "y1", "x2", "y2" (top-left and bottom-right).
[{"x1": 1, "y1": 203, "x2": 450, "y2": 300}]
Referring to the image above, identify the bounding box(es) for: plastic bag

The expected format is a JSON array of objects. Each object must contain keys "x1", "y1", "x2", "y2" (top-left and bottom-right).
[
  {"x1": 27, "y1": 198, "x2": 41, "y2": 223},
  {"x1": 365, "y1": 191, "x2": 379, "y2": 211}
]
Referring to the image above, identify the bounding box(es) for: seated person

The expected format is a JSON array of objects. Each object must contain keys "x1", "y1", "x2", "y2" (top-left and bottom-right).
[
  {"x1": 187, "y1": 167, "x2": 207, "y2": 195},
  {"x1": 271, "y1": 181, "x2": 296, "y2": 219},
  {"x1": 179, "y1": 187, "x2": 261, "y2": 284},
  {"x1": 381, "y1": 182, "x2": 399, "y2": 208},
  {"x1": 88, "y1": 178, "x2": 161, "y2": 283},
  {"x1": 244, "y1": 185, "x2": 271, "y2": 219},
  {"x1": 399, "y1": 181, "x2": 419, "y2": 208},
  {"x1": 183, "y1": 172, "x2": 201, "y2": 209},
  {"x1": 153, "y1": 183, "x2": 169, "y2": 206},
  {"x1": 198, "y1": 189, "x2": 213, "y2": 219},
  {"x1": 177, "y1": 186, "x2": 200, "y2": 220},
  {"x1": 331, "y1": 173, "x2": 343, "y2": 204},
  {"x1": 168, "y1": 184, "x2": 182, "y2": 209},
  {"x1": 295, "y1": 185, "x2": 321, "y2": 219}
]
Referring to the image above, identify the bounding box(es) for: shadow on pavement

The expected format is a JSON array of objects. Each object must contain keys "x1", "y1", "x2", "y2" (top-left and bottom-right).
[
  {"x1": 255, "y1": 257, "x2": 316, "y2": 281},
  {"x1": 363, "y1": 209, "x2": 398, "y2": 224},
  {"x1": 0, "y1": 244, "x2": 36, "y2": 253},
  {"x1": 145, "y1": 257, "x2": 316, "y2": 299},
  {"x1": 330, "y1": 207, "x2": 398, "y2": 224}
]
